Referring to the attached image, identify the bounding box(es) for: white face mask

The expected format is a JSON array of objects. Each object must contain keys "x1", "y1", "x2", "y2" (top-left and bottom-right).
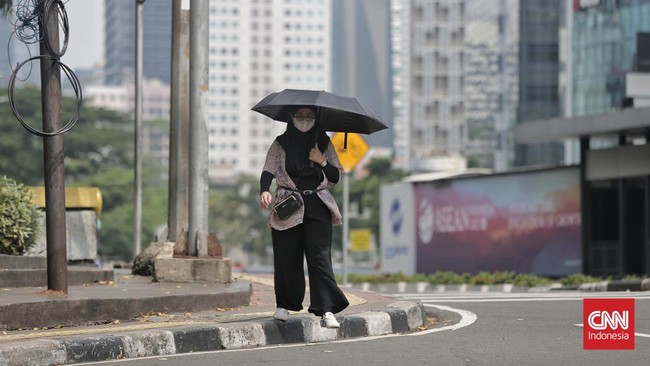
[
  {"x1": 293, "y1": 109, "x2": 316, "y2": 132},
  {"x1": 294, "y1": 119, "x2": 315, "y2": 132}
]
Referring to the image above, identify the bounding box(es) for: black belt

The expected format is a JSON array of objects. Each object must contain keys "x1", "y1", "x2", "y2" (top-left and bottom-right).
[{"x1": 279, "y1": 186, "x2": 327, "y2": 196}]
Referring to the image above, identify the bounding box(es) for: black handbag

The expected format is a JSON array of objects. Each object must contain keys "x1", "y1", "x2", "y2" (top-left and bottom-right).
[{"x1": 273, "y1": 192, "x2": 303, "y2": 220}]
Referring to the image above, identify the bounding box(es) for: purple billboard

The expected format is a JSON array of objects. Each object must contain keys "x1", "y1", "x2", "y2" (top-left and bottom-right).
[{"x1": 414, "y1": 167, "x2": 581, "y2": 276}]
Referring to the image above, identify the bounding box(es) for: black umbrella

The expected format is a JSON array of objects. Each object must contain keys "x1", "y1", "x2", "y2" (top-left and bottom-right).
[{"x1": 251, "y1": 89, "x2": 388, "y2": 135}]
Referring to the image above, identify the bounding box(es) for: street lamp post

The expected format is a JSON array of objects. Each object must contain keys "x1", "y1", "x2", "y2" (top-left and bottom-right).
[{"x1": 134, "y1": 0, "x2": 145, "y2": 256}]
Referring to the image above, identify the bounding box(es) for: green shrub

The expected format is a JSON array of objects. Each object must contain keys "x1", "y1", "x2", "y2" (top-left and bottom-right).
[
  {"x1": 427, "y1": 271, "x2": 465, "y2": 284},
  {"x1": 511, "y1": 273, "x2": 552, "y2": 287},
  {"x1": 471, "y1": 271, "x2": 497, "y2": 285},
  {"x1": 560, "y1": 273, "x2": 608, "y2": 286},
  {"x1": 0, "y1": 176, "x2": 41, "y2": 255},
  {"x1": 342, "y1": 270, "x2": 646, "y2": 287}
]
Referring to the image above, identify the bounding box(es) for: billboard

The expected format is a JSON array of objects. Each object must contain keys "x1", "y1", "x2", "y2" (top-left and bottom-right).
[
  {"x1": 380, "y1": 182, "x2": 416, "y2": 275},
  {"x1": 414, "y1": 167, "x2": 581, "y2": 276}
]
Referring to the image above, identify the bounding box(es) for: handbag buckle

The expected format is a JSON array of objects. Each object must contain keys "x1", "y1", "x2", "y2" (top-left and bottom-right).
[{"x1": 302, "y1": 189, "x2": 314, "y2": 195}]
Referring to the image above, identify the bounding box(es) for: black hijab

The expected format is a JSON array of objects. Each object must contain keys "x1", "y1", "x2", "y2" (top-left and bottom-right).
[{"x1": 276, "y1": 107, "x2": 330, "y2": 178}]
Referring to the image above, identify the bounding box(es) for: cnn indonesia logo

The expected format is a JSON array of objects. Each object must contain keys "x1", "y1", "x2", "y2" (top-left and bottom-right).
[{"x1": 583, "y1": 298, "x2": 635, "y2": 350}]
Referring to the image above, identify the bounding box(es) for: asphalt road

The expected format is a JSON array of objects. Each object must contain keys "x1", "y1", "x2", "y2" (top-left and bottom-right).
[{"x1": 80, "y1": 291, "x2": 650, "y2": 366}]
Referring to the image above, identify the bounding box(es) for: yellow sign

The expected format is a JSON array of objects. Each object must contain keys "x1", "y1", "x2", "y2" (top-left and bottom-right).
[
  {"x1": 331, "y1": 132, "x2": 369, "y2": 173},
  {"x1": 350, "y1": 229, "x2": 372, "y2": 252},
  {"x1": 29, "y1": 187, "x2": 103, "y2": 217}
]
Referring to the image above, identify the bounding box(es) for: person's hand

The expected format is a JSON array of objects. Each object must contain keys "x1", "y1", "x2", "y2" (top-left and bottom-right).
[
  {"x1": 260, "y1": 191, "x2": 272, "y2": 209},
  {"x1": 309, "y1": 143, "x2": 326, "y2": 165}
]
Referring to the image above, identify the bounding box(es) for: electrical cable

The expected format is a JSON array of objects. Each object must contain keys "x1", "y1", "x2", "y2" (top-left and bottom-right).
[
  {"x1": 41, "y1": 0, "x2": 69, "y2": 59},
  {"x1": 7, "y1": 30, "x2": 35, "y2": 82},
  {"x1": 11, "y1": 0, "x2": 40, "y2": 45},
  {"x1": 6, "y1": 0, "x2": 82, "y2": 137},
  {"x1": 8, "y1": 55, "x2": 82, "y2": 137}
]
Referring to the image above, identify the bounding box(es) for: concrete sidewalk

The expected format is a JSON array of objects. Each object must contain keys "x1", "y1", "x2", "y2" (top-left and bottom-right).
[{"x1": 0, "y1": 270, "x2": 426, "y2": 365}]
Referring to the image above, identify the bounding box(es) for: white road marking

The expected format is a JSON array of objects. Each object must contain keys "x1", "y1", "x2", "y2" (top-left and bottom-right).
[{"x1": 413, "y1": 304, "x2": 477, "y2": 334}]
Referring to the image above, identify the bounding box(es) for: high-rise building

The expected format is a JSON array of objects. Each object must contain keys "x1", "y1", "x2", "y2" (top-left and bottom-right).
[
  {"x1": 464, "y1": 0, "x2": 519, "y2": 170},
  {"x1": 208, "y1": 0, "x2": 331, "y2": 181},
  {"x1": 331, "y1": 0, "x2": 393, "y2": 148},
  {"x1": 85, "y1": 78, "x2": 170, "y2": 121},
  {"x1": 515, "y1": 0, "x2": 650, "y2": 167},
  {"x1": 560, "y1": 0, "x2": 650, "y2": 164},
  {"x1": 568, "y1": 0, "x2": 650, "y2": 117},
  {"x1": 104, "y1": 0, "x2": 171, "y2": 85},
  {"x1": 514, "y1": 0, "x2": 563, "y2": 167},
  {"x1": 392, "y1": 0, "x2": 467, "y2": 173}
]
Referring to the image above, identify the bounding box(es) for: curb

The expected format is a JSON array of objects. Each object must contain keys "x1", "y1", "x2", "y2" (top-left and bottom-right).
[
  {"x1": 0, "y1": 300, "x2": 426, "y2": 366},
  {"x1": 0, "y1": 281, "x2": 252, "y2": 331},
  {"x1": 579, "y1": 279, "x2": 650, "y2": 292},
  {"x1": 350, "y1": 280, "x2": 650, "y2": 294}
]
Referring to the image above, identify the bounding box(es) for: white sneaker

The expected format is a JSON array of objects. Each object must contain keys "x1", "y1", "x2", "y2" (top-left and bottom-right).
[
  {"x1": 320, "y1": 312, "x2": 340, "y2": 328},
  {"x1": 273, "y1": 308, "x2": 289, "y2": 321}
]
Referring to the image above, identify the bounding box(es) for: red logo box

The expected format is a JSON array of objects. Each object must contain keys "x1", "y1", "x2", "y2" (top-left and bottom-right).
[{"x1": 583, "y1": 298, "x2": 635, "y2": 350}]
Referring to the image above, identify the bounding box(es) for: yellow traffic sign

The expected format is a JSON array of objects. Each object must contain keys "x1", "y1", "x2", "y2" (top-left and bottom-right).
[
  {"x1": 350, "y1": 229, "x2": 372, "y2": 252},
  {"x1": 331, "y1": 133, "x2": 369, "y2": 173}
]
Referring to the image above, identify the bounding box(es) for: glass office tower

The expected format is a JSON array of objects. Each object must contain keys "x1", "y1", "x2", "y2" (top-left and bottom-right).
[
  {"x1": 570, "y1": 0, "x2": 650, "y2": 117},
  {"x1": 515, "y1": 0, "x2": 563, "y2": 167},
  {"x1": 104, "y1": 0, "x2": 172, "y2": 85}
]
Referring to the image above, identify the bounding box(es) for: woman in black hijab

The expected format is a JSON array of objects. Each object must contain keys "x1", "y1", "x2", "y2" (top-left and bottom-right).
[{"x1": 259, "y1": 106, "x2": 349, "y2": 329}]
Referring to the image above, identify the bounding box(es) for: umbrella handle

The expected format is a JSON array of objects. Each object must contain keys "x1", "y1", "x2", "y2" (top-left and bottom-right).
[{"x1": 344, "y1": 133, "x2": 348, "y2": 150}]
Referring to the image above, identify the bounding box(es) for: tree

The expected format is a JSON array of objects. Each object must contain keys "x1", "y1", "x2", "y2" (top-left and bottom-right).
[
  {"x1": 208, "y1": 175, "x2": 272, "y2": 264},
  {"x1": 0, "y1": 87, "x2": 168, "y2": 262},
  {"x1": 0, "y1": 88, "x2": 134, "y2": 186}
]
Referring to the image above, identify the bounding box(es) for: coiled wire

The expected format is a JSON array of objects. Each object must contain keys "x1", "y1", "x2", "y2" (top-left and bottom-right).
[
  {"x1": 7, "y1": 0, "x2": 81, "y2": 137},
  {"x1": 8, "y1": 55, "x2": 82, "y2": 137},
  {"x1": 41, "y1": 0, "x2": 69, "y2": 59}
]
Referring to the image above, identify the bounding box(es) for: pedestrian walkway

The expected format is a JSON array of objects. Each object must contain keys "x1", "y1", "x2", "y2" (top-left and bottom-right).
[{"x1": 0, "y1": 270, "x2": 426, "y2": 365}]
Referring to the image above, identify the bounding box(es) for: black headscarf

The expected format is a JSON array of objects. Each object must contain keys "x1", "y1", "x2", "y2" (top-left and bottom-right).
[{"x1": 276, "y1": 106, "x2": 330, "y2": 178}]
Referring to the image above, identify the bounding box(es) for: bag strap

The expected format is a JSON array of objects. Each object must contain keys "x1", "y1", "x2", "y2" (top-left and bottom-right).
[{"x1": 277, "y1": 186, "x2": 327, "y2": 196}]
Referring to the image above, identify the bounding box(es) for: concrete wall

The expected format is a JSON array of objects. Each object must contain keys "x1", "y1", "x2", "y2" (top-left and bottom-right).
[{"x1": 26, "y1": 210, "x2": 98, "y2": 262}]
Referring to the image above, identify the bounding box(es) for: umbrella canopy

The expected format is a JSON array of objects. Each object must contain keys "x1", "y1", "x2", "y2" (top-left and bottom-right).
[{"x1": 251, "y1": 89, "x2": 388, "y2": 135}]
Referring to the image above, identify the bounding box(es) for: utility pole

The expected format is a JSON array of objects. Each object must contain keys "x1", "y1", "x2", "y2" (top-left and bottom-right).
[
  {"x1": 188, "y1": 0, "x2": 209, "y2": 256},
  {"x1": 168, "y1": 0, "x2": 190, "y2": 242},
  {"x1": 134, "y1": 0, "x2": 145, "y2": 256},
  {"x1": 38, "y1": 0, "x2": 67, "y2": 293}
]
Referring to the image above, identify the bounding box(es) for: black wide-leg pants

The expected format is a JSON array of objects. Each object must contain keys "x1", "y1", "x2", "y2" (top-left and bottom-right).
[{"x1": 271, "y1": 193, "x2": 349, "y2": 316}]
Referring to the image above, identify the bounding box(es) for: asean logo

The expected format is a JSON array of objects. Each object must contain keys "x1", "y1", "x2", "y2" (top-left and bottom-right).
[{"x1": 583, "y1": 298, "x2": 635, "y2": 350}]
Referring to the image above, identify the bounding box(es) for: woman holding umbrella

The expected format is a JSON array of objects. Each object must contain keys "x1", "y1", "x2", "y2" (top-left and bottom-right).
[{"x1": 259, "y1": 106, "x2": 349, "y2": 329}]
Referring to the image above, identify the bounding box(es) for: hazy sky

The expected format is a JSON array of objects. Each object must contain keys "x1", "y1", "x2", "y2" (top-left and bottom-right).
[{"x1": 61, "y1": 0, "x2": 104, "y2": 70}]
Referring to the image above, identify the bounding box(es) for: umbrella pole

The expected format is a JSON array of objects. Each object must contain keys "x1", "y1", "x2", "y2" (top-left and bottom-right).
[{"x1": 342, "y1": 171, "x2": 350, "y2": 285}]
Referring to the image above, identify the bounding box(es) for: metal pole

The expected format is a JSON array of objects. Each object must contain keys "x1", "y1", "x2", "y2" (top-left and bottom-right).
[
  {"x1": 38, "y1": 0, "x2": 67, "y2": 293},
  {"x1": 168, "y1": 0, "x2": 190, "y2": 242},
  {"x1": 188, "y1": 0, "x2": 209, "y2": 257},
  {"x1": 342, "y1": 172, "x2": 350, "y2": 284},
  {"x1": 134, "y1": 0, "x2": 144, "y2": 256}
]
